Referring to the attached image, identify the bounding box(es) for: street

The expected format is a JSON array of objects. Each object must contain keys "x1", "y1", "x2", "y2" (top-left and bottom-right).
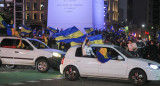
[{"x1": 0, "y1": 66, "x2": 160, "y2": 86}]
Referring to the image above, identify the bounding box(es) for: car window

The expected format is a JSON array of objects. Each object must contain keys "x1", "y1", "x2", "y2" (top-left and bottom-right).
[
  {"x1": 75, "y1": 47, "x2": 96, "y2": 58},
  {"x1": 0, "y1": 39, "x2": 16, "y2": 48},
  {"x1": 93, "y1": 47, "x2": 123, "y2": 60},
  {"x1": 115, "y1": 47, "x2": 135, "y2": 58},
  {"x1": 28, "y1": 40, "x2": 49, "y2": 49},
  {"x1": 16, "y1": 40, "x2": 33, "y2": 50},
  {"x1": 107, "y1": 48, "x2": 120, "y2": 60}
]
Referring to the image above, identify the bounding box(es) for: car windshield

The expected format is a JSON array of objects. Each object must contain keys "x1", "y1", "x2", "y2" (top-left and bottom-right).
[
  {"x1": 115, "y1": 47, "x2": 136, "y2": 58},
  {"x1": 28, "y1": 40, "x2": 49, "y2": 49}
]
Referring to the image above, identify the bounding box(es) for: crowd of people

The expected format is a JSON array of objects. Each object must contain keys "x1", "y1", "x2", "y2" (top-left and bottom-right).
[{"x1": 0, "y1": 27, "x2": 160, "y2": 63}]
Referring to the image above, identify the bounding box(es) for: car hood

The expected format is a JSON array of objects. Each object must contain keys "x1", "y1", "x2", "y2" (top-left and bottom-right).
[
  {"x1": 41, "y1": 48, "x2": 66, "y2": 54},
  {"x1": 128, "y1": 58, "x2": 160, "y2": 65}
]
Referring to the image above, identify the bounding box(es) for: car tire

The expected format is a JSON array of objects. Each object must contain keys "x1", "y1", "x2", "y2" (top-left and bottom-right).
[
  {"x1": 36, "y1": 59, "x2": 50, "y2": 73},
  {"x1": 129, "y1": 69, "x2": 147, "y2": 86},
  {"x1": 6, "y1": 65, "x2": 16, "y2": 69},
  {"x1": 64, "y1": 66, "x2": 80, "y2": 81}
]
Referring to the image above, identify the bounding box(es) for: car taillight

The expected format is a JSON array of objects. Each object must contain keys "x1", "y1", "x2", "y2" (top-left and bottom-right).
[{"x1": 61, "y1": 57, "x2": 64, "y2": 64}]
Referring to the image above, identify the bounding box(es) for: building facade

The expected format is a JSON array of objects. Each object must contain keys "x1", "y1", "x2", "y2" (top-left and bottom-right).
[
  {"x1": 105, "y1": 0, "x2": 119, "y2": 29},
  {"x1": 24, "y1": 0, "x2": 48, "y2": 29},
  {"x1": 147, "y1": 0, "x2": 160, "y2": 38}
]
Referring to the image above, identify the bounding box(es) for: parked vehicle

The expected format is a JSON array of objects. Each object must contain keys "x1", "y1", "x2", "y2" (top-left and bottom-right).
[
  {"x1": 0, "y1": 36, "x2": 65, "y2": 73},
  {"x1": 60, "y1": 44, "x2": 160, "y2": 86}
]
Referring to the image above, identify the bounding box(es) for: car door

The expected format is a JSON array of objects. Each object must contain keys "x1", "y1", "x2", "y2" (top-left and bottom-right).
[
  {"x1": 13, "y1": 39, "x2": 35, "y2": 65},
  {"x1": 98, "y1": 47, "x2": 128, "y2": 78},
  {"x1": 74, "y1": 47, "x2": 99, "y2": 76},
  {"x1": 0, "y1": 38, "x2": 15, "y2": 64}
]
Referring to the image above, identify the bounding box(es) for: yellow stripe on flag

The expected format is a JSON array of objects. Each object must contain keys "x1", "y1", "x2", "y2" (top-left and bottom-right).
[{"x1": 55, "y1": 31, "x2": 84, "y2": 41}]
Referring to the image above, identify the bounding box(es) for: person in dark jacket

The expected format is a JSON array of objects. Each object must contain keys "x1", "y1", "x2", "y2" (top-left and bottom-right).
[{"x1": 146, "y1": 40, "x2": 160, "y2": 63}]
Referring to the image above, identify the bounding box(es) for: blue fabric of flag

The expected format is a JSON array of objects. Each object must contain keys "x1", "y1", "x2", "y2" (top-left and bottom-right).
[
  {"x1": 84, "y1": 28, "x2": 95, "y2": 35},
  {"x1": 96, "y1": 51, "x2": 111, "y2": 63}
]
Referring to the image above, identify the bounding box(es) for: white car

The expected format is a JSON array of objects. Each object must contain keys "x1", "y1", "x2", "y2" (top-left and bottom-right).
[
  {"x1": 0, "y1": 36, "x2": 65, "y2": 73},
  {"x1": 60, "y1": 44, "x2": 160, "y2": 86}
]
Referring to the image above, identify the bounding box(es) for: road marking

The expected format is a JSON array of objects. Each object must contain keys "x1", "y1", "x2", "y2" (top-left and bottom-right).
[
  {"x1": 41, "y1": 79, "x2": 54, "y2": 81},
  {"x1": 55, "y1": 77, "x2": 64, "y2": 80},
  {"x1": 26, "y1": 81, "x2": 39, "y2": 83},
  {"x1": 9, "y1": 83, "x2": 24, "y2": 85}
]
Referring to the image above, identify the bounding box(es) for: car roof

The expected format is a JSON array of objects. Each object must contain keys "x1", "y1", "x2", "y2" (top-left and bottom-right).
[{"x1": 71, "y1": 44, "x2": 118, "y2": 48}]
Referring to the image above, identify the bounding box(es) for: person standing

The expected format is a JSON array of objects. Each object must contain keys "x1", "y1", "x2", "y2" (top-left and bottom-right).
[{"x1": 146, "y1": 40, "x2": 160, "y2": 63}]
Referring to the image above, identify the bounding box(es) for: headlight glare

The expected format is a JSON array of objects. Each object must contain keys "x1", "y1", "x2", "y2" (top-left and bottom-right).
[
  {"x1": 148, "y1": 63, "x2": 159, "y2": 70},
  {"x1": 52, "y1": 52, "x2": 61, "y2": 57}
]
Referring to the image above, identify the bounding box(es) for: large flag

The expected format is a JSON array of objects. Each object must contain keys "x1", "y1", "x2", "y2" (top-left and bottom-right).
[
  {"x1": 47, "y1": 27, "x2": 58, "y2": 33},
  {"x1": 53, "y1": 26, "x2": 84, "y2": 41},
  {"x1": 88, "y1": 35, "x2": 104, "y2": 44},
  {"x1": 11, "y1": 28, "x2": 20, "y2": 37},
  {"x1": 84, "y1": 28, "x2": 94, "y2": 35},
  {"x1": 0, "y1": 15, "x2": 12, "y2": 36},
  {"x1": 58, "y1": 35, "x2": 87, "y2": 43},
  {"x1": 21, "y1": 25, "x2": 32, "y2": 34},
  {"x1": 97, "y1": 48, "x2": 111, "y2": 63}
]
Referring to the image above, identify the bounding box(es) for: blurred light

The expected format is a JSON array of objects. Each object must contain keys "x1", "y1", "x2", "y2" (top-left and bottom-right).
[
  {"x1": 139, "y1": 35, "x2": 141, "y2": 37},
  {"x1": 152, "y1": 27, "x2": 154, "y2": 29},
  {"x1": 142, "y1": 24, "x2": 145, "y2": 28},
  {"x1": 19, "y1": 27, "x2": 22, "y2": 29},
  {"x1": 104, "y1": 7, "x2": 106, "y2": 9}
]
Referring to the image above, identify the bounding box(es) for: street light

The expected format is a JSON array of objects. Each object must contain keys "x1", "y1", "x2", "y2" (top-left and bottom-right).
[
  {"x1": 142, "y1": 24, "x2": 145, "y2": 28},
  {"x1": 141, "y1": 24, "x2": 145, "y2": 37}
]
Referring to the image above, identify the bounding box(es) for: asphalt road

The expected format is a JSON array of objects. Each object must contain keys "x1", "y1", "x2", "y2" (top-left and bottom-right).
[
  {"x1": 3, "y1": 77, "x2": 160, "y2": 86},
  {"x1": 0, "y1": 65, "x2": 160, "y2": 86}
]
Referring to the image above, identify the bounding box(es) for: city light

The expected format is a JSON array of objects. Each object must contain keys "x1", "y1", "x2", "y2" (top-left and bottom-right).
[{"x1": 142, "y1": 24, "x2": 145, "y2": 28}]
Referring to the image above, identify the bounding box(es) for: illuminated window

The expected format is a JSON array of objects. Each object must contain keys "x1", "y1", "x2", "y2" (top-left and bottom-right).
[
  {"x1": 0, "y1": 4, "x2": 4, "y2": 7},
  {"x1": 40, "y1": 2, "x2": 44, "y2": 10}
]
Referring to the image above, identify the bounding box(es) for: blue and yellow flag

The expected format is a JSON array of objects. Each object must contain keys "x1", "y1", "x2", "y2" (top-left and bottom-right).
[
  {"x1": 47, "y1": 27, "x2": 58, "y2": 33},
  {"x1": 0, "y1": 15, "x2": 12, "y2": 36},
  {"x1": 21, "y1": 25, "x2": 32, "y2": 34},
  {"x1": 11, "y1": 28, "x2": 20, "y2": 37},
  {"x1": 110, "y1": 25, "x2": 114, "y2": 32},
  {"x1": 0, "y1": 15, "x2": 5, "y2": 28},
  {"x1": 53, "y1": 26, "x2": 84, "y2": 41},
  {"x1": 88, "y1": 35, "x2": 104, "y2": 44},
  {"x1": 84, "y1": 28, "x2": 94, "y2": 35},
  {"x1": 97, "y1": 48, "x2": 111, "y2": 63}
]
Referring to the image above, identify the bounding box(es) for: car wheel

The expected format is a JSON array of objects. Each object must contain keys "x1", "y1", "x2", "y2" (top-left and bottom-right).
[
  {"x1": 64, "y1": 66, "x2": 79, "y2": 81},
  {"x1": 6, "y1": 65, "x2": 16, "y2": 69},
  {"x1": 36, "y1": 59, "x2": 50, "y2": 73},
  {"x1": 129, "y1": 69, "x2": 147, "y2": 86}
]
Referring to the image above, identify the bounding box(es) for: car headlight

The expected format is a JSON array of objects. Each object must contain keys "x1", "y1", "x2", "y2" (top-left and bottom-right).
[
  {"x1": 148, "y1": 63, "x2": 159, "y2": 70},
  {"x1": 52, "y1": 52, "x2": 61, "y2": 58}
]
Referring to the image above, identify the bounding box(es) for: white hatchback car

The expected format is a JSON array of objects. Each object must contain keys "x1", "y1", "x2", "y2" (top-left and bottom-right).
[
  {"x1": 60, "y1": 44, "x2": 160, "y2": 86},
  {"x1": 0, "y1": 36, "x2": 65, "y2": 73}
]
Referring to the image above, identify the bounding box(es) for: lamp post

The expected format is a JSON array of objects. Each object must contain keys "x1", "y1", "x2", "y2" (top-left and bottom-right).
[{"x1": 141, "y1": 24, "x2": 145, "y2": 37}]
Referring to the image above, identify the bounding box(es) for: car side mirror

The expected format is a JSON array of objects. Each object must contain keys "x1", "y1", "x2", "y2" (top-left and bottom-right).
[{"x1": 118, "y1": 55, "x2": 124, "y2": 61}]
